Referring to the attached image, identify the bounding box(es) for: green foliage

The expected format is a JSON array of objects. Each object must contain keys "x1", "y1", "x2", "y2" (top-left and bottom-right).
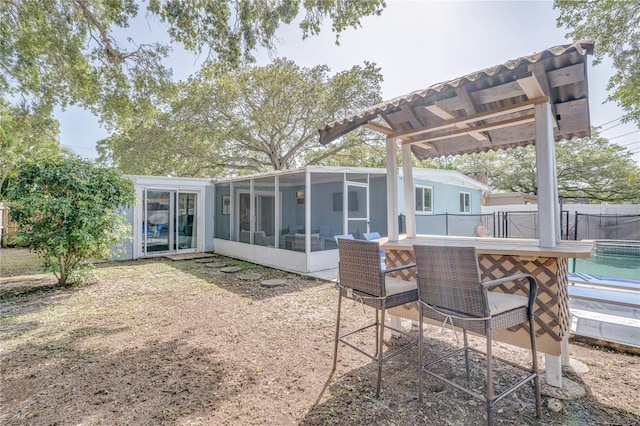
[
  {"x1": 98, "y1": 59, "x2": 383, "y2": 176},
  {"x1": 432, "y1": 133, "x2": 640, "y2": 203},
  {"x1": 0, "y1": 98, "x2": 63, "y2": 198},
  {"x1": 555, "y1": 0, "x2": 640, "y2": 125},
  {"x1": 1, "y1": 0, "x2": 385, "y2": 127},
  {"x1": 5, "y1": 156, "x2": 136, "y2": 285}
]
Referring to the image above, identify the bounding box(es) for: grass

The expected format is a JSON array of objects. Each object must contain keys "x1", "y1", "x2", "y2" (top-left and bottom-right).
[
  {"x1": 1, "y1": 248, "x2": 639, "y2": 426},
  {"x1": 0, "y1": 247, "x2": 46, "y2": 277}
]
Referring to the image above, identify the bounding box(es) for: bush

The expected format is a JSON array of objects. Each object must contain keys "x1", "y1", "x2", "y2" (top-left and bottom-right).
[{"x1": 5, "y1": 156, "x2": 136, "y2": 285}]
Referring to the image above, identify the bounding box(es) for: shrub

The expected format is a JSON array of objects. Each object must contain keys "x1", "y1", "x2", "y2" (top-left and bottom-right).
[{"x1": 5, "y1": 156, "x2": 136, "y2": 285}]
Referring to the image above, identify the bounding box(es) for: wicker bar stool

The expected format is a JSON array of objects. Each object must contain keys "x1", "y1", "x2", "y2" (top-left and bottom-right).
[
  {"x1": 413, "y1": 245, "x2": 542, "y2": 425},
  {"x1": 333, "y1": 239, "x2": 418, "y2": 397}
]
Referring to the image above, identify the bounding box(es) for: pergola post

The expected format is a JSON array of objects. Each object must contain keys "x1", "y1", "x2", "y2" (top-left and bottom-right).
[
  {"x1": 535, "y1": 101, "x2": 558, "y2": 248},
  {"x1": 386, "y1": 137, "x2": 399, "y2": 241},
  {"x1": 402, "y1": 144, "x2": 416, "y2": 237},
  {"x1": 535, "y1": 101, "x2": 565, "y2": 387}
]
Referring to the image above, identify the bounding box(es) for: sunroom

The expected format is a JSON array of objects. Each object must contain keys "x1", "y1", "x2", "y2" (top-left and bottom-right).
[
  {"x1": 213, "y1": 166, "x2": 387, "y2": 274},
  {"x1": 212, "y1": 165, "x2": 487, "y2": 274}
]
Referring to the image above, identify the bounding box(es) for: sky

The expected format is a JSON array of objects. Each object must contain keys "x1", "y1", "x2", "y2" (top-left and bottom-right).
[{"x1": 56, "y1": 0, "x2": 639, "y2": 164}]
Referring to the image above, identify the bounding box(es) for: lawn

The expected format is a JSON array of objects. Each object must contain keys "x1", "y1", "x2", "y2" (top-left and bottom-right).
[{"x1": 1, "y1": 249, "x2": 638, "y2": 425}]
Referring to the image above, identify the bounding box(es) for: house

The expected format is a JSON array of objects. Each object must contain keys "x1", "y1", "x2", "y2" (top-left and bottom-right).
[{"x1": 117, "y1": 167, "x2": 487, "y2": 273}]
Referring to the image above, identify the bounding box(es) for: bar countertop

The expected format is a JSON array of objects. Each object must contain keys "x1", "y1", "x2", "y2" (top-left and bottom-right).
[{"x1": 380, "y1": 235, "x2": 594, "y2": 258}]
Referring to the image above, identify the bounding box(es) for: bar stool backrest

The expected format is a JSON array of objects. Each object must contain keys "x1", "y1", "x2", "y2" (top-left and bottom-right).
[
  {"x1": 338, "y1": 239, "x2": 384, "y2": 297},
  {"x1": 414, "y1": 245, "x2": 489, "y2": 318}
]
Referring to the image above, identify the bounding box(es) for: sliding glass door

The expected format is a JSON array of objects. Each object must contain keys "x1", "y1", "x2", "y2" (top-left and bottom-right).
[
  {"x1": 177, "y1": 192, "x2": 197, "y2": 249},
  {"x1": 145, "y1": 190, "x2": 172, "y2": 253},
  {"x1": 142, "y1": 190, "x2": 198, "y2": 255}
]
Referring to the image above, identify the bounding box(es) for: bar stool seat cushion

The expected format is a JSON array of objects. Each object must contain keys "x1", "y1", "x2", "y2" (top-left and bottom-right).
[
  {"x1": 487, "y1": 291, "x2": 529, "y2": 315},
  {"x1": 385, "y1": 277, "x2": 417, "y2": 296}
]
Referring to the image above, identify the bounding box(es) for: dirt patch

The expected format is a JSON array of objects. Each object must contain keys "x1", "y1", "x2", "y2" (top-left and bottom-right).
[{"x1": 1, "y1": 249, "x2": 638, "y2": 425}]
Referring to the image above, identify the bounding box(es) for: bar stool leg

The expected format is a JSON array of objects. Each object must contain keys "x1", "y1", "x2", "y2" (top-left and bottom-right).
[
  {"x1": 486, "y1": 331, "x2": 494, "y2": 425},
  {"x1": 374, "y1": 309, "x2": 380, "y2": 357},
  {"x1": 530, "y1": 316, "x2": 542, "y2": 418},
  {"x1": 376, "y1": 304, "x2": 386, "y2": 398},
  {"x1": 463, "y1": 326, "x2": 471, "y2": 381},
  {"x1": 418, "y1": 307, "x2": 424, "y2": 403},
  {"x1": 332, "y1": 292, "x2": 343, "y2": 372}
]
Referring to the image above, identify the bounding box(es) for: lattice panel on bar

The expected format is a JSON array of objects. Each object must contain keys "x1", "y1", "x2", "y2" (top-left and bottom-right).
[{"x1": 385, "y1": 250, "x2": 570, "y2": 343}]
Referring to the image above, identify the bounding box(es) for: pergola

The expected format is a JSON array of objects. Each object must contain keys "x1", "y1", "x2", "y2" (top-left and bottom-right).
[
  {"x1": 319, "y1": 41, "x2": 595, "y2": 389},
  {"x1": 319, "y1": 40, "x2": 594, "y2": 247}
]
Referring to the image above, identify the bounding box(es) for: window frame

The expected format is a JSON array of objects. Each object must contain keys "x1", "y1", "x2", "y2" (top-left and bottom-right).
[
  {"x1": 415, "y1": 185, "x2": 434, "y2": 214},
  {"x1": 459, "y1": 191, "x2": 471, "y2": 214}
]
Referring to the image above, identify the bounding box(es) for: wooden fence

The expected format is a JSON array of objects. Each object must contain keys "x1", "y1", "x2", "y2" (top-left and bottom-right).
[{"x1": 0, "y1": 203, "x2": 19, "y2": 247}]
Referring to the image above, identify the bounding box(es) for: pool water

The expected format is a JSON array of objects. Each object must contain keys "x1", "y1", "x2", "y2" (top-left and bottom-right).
[{"x1": 570, "y1": 254, "x2": 640, "y2": 281}]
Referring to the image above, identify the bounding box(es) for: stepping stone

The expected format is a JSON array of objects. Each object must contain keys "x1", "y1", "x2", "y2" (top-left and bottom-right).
[
  {"x1": 540, "y1": 375, "x2": 586, "y2": 400},
  {"x1": 195, "y1": 257, "x2": 218, "y2": 263},
  {"x1": 238, "y1": 273, "x2": 261, "y2": 281},
  {"x1": 220, "y1": 266, "x2": 242, "y2": 273},
  {"x1": 205, "y1": 262, "x2": 227, "y2": 268},
  {"x1": 261, "y1": 279, "x2": 288, "y2": 287}
]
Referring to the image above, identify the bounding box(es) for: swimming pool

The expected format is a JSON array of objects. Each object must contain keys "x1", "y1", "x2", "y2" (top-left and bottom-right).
[{"x1": 570, "y1": 240, "x2": 640, "y2": 281}]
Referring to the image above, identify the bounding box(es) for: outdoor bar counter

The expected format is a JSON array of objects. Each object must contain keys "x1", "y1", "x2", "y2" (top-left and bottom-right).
[{"x1": 381, "y1": 235, "x2": 594, "y2": 359}]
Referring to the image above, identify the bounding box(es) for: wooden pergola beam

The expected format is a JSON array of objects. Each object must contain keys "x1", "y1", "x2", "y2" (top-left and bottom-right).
[
  {"x1": 425, "y1": 104, "x2": 488, "y2": 143},
  {"x1": 517, "y1": 70, "x2": 558, "y2": 129},
  {"x1": 400, "y1": 97, "x2": 546, "y2": 140},
  {"x1": 402, "y1": 113, "x2": 535, "y2": 145},
  {"x1": 363, "y1": 121, "x2": 395, "y2": 136}
]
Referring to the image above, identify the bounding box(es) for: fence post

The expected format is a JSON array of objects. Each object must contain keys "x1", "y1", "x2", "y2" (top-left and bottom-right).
[
  {"x1": 504, "y1": 211, "x2": 509, "y2": 239},
  {"x1": 445, "y1": 213, "x2": 449, "y2": 236}
]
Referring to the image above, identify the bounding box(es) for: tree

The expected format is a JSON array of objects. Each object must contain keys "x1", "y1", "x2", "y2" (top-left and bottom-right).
[
  {"x1": 5, "y1": 156, "x2": 136, "y2": 285},
  {"x1": 555, "y1": 1, "x2": 640, "y2": 126},
  {"x1": 98, "y1": 59, "x2": 383, "y2": 176},
  {"x1": 433, "y1": 133, "x2": 640, "y2": 203},
  {"x1": 1, "y1": 0, "x2": 385, "y2": 127},
  {"x1": 0, "y1": 98, "x2": 63, "y2": 198}
]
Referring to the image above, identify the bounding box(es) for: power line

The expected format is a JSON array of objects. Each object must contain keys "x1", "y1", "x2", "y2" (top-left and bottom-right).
[
  {"x1": 617, "y1": 141, "x2": 640, "y2": 150},
  {"x1": 608, "y1": 130, "x2": 639, "y2": 141},
  {"x1": 595, "y1": 116, "x2": 623, "y2": 128},
  {"x1": 620, "y1": 141, "x2": 640, "y2": 150},
  {"x1": 599, "y1": 121, "x2": 625, "y2": 133}
]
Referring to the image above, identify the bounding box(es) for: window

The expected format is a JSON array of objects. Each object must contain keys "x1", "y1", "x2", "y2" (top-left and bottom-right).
[
  {"x1": 295, "y1": 190, "x2": 304, "y2": 207},
  {"x1": 415, "y1": 186, "x2": 433, "y2": 213},
  {"x1": 460, "y1": 191, "x2": 471, "y2": 213}
]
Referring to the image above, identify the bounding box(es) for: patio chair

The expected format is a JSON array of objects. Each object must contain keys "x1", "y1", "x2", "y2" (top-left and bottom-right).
[
  {"x1": 363, "y1": 232, "x2": 386, "y2": 268},
  {"x1": 292, "y1": 233, "x2": 324, "y2": 251},
  {"x1": 254, "y1": 231, "x2": 275, "y2": 247},
  {"x1": 333, "y1": 234, "x2": 354, "y2": 243},
  {"x1": 413, "y1": 245, "x2": 541, "y2": 425},
  {"x1": 333, "y1": 239, "x2": 418, "y2": 397},
  {"x1": 239, "y1": 230, "x2": 250, "y2": 243}
]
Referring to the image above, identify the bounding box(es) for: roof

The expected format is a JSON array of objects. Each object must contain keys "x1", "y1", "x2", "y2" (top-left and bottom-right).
[
  {"x1": 319, "y1": 40, "x2": 594, "y2": 159},
  {"x1": 408, "y1": 169, "x2": 490, "y2": 192},
  {"x1": 126, "y1": 175, "x2": 213, "y2": 187},
  {"x1": 212, "y1": 165, "x2": 488, "y2": 191}
]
